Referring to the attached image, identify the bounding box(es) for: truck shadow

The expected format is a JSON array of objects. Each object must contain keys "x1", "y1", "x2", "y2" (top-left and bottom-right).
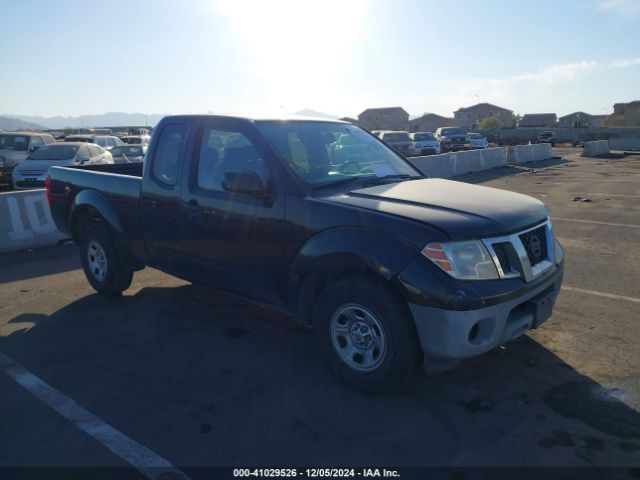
[{"x1": 1, "y1": 283, "x2": 639, "y2": 470}]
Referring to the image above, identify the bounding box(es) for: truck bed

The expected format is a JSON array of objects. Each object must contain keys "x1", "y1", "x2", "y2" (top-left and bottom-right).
[{"x1": 48, "y1": 164, "x2": 143, "y2": 243}]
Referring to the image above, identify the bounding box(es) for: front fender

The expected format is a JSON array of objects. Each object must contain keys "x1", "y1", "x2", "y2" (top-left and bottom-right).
[{"x1": 288, "y1": 227, "x2": 420, "y2": 321}]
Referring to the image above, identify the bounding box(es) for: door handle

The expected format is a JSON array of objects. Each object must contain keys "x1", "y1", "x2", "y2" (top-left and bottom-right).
[{"x1": 184, "y1": 199, "x2": 202, "y2": 217}]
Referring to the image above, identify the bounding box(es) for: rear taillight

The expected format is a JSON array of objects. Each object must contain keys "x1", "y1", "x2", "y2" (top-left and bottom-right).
[{"x1": 45, "y1": 175, "x2": 52, "y2": 205}]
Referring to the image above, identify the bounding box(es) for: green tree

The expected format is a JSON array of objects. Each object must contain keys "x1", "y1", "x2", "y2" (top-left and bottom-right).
[{"x1": 479, "y1": 116, "x2": 502, "y2": 131}]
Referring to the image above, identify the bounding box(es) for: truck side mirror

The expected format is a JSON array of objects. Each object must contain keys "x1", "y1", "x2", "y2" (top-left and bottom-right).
[{"x1": 222, "y1": 171, "x2": 266, "y2": 196}]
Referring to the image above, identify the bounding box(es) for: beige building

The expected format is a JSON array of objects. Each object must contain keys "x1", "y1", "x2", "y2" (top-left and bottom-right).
[
  {"x1": 405, "y1": 113, "x2": 455, "y2": 132},
  {"x1": 606, "y1": 101, "x2": 640, "y2": 126},
  {"x1": 454, "y1": 103, "x2": 514, "y2": 130},
  {"x1": 357, "y1": 107, "x2": 409, "y2": 131}
]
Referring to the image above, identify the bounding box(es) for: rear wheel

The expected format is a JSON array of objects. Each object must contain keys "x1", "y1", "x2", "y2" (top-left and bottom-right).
[
  {"x1": 79, "y1": 222, "x2": 133, "y2": 296},
  {"x1": 312, "y1": 276, "x2": 419, "y2": 393}
]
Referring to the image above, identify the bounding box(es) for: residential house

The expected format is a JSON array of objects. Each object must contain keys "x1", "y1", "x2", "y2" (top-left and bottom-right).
[
  {"x1": 591, "y1": 115, "x2": 609, "y2": 127},
  {"x1": 357, "y1": 107, "x2": 409, "y2": 131},
  {"x1": 518, "y1": 113, "x2": 557, "y2": 128},
  {"x1": 454, "y1": 103, "x2": 514, "y2": 130},
  {"x1": 605, "y1": 101, "x2": 640, "y2": 126},
  {"x1": 405, "y1": 113, "x2": 455, "y2": 132},
  {"x1": 558, "y1": 112, "x2": 598, "y2": 128}
]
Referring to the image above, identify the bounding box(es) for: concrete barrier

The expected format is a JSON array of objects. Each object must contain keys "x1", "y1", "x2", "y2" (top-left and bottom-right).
[
  {"x1": 508, "y1": 143, "x2": 552, "y2": 164},
  {"x1": 581, "y1": 140, "x2": 609, "y2": 157},
  {"x1": 609, "y1": 138, "x2": 640, "y2": 151},
  {"x1": 480, "y1": 147, "x2": 508, "y2": 169},
  {"x1": 411, "y1": 153, "x2": 456, "y2": 179},
  {"x1": 412, "y1": 147, "x2": 508, "y2": 178},
  {"x1": 0, "y1": 189, "x2": 68, "y2": 253}
]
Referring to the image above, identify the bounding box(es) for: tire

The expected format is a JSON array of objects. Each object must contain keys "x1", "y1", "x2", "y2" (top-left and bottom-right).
[
  {"x1": 312, "y1": 276, "x2": 420, "y2": 393},
  {"x1": 79, "y1": 222, "x2": 133, "y2": 296}
]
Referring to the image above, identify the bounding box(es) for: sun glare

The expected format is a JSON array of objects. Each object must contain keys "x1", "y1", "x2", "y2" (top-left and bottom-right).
[{"x1": 214, "y1": 0, "x2": 367, "y2": 114}]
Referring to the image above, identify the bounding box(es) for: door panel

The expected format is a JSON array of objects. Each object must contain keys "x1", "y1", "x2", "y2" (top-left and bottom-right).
[{"x1": 176, "y1": 121, "x2": 286, "y2": 303}]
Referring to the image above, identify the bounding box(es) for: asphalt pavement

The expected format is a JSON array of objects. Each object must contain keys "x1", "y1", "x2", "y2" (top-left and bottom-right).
[{"x1": 1, "y1": 148, "x2": 639, "y2": 478}]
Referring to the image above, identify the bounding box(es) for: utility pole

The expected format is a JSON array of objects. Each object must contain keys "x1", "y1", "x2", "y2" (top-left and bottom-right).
[{"x1": 475, "y1": 94, "x2": 480, "y2": 104}]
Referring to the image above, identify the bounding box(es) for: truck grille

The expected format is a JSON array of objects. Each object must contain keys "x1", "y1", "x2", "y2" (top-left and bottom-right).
[
  {"x1": 519, "y1": 225, "x2": 548, "y2": 266},
  {"x1": 492, "y1": 242, "x2": 512, "y2": 273},
  {"x1": 482, "y1": 220, "x2": 554, "y2": 283}
]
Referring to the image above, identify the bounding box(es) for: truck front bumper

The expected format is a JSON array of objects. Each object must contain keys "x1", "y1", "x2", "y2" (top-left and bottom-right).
[{"x1": 408, "y1": 262, "x2": 563, "y2": 372}]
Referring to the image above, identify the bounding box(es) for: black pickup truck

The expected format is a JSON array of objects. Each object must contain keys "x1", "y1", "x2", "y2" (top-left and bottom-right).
[{"x1": 48, "y1": 115, "x2": 564, "y2": 392}]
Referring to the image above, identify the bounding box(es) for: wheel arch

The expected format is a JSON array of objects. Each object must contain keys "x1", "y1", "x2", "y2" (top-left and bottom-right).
[
  {"x1": 288, "y1": 227, "x2": 419, "y2": 325},
  {"x1": 69, "y1": 190, "x2": 138, "y2": 271}
]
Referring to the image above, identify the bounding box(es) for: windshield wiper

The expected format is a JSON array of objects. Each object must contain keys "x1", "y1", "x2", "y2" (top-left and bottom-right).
[
  {"x1": 362, "y1": 174, "x2": 418, "y2": 186},
  {"x1": 312, "y1": 176, "x2": 365, "y2": 191}
]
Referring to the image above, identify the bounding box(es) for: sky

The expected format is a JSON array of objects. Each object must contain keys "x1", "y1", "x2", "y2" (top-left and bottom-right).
[{"x1": 1, "y1": 0, "x2": 639, "y2": 119}]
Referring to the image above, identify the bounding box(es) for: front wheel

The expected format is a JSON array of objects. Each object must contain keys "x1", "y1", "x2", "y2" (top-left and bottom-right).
[
  {"x1": 312, "y1": 276, "x2": 420, "y2": 393},
  {"x1": 79, "y1": 222, "x2": 133, "y2": 296}
]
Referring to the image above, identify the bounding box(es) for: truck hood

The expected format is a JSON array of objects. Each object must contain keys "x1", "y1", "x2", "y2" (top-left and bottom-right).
[{"x1": 322, "y1": 178, "x2": 549, "y2": 238}]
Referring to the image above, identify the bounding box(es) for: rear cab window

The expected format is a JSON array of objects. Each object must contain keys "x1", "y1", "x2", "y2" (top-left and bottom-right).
[{"x1": 150, "y1": 123, "x2": 187, "y2": 186}]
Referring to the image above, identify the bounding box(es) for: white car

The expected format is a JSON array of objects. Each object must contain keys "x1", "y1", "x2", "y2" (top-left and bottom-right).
[
  {"x1": 409, "y1": 132, "x2": 441, "y2": 156},
  {"x1": 64, "y1": 134, "x2": 124, "y2": 150},
  {"x1": 467, "y1": 133, "x2": 489, "y2": 149},
  {"x1": 120, "y1": 135, "x2": 151, "y2": 145},
  {"x1": 12, "y1": 142, "x2": 112, "y2": 190}
]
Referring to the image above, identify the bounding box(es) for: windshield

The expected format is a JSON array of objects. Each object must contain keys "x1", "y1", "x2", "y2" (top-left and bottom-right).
[
  {"x1": 0, "y1": 134, "x2": 29, "y2": 151},
  {"x1": 468, "y1": 133, "x2": 483, "y2": 139},
  {"x1": 382, "y1": 132, "x2": 410, "y2": 142},
  {"x1": 413, "y1": 133, "x2": 436, "y2": 141},
  {"x1": 440, "y1": 128, "x2": 464, "y2": 136},
  {"x1": 29, "y1": 145, "x2": 78, "y2": 160},
  {"x1": 65, "y1": 136, "x2": 91, "y2": 143},
  {"x1": 111, "y1": 146, "x2": 144, "y2": 156},
  {"x1": 256, "y1": 121, "x2": 420, "y2": 186}
]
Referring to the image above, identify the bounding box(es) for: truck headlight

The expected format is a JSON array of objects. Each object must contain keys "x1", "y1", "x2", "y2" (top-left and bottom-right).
[{"x1": 422, "y1": 241, "x2": 499, "y2": 280}]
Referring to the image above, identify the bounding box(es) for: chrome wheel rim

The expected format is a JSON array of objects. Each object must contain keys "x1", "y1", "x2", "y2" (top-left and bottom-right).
[
  {"x1": 87, "y1": 240, "x2": 107, "y2": 282},
  {"x1": 330, "y1": 304, "x2": 387, "y2": 372}
]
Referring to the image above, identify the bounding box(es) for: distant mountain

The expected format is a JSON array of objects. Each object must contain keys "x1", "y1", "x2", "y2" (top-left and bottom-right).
[
  {"x1": 2, "y1": 112, "x2": 168, "y2": 129},
  {"x1": 0, "y1": 116, "x2": 46, "y2": 131},
  {"x1": 293, "y1": 108, "x2": 340, "y2": 119}
]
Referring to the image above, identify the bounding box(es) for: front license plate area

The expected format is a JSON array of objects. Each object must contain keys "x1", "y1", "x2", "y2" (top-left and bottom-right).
[{"x1": 528, "y1": 288, "x2": 557, "y2": 329}]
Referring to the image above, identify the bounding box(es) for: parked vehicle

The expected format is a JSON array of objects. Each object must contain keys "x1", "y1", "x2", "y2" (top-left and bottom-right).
[
  {"x1": 48, "y1": 115, "x2": 564, "y2": 392},
  {"x1": 13, "y1": 142, "x2": 112, "y2": 190},
  {"x1": 120, "y1": 135, "x2": 151, "y2": 145},
  {"x1": 110, "y1": 144, "x2": 146, "y2": 163},
  {"x1": 466, "y1": 133, "x2": 489, "y2": 149},
  {"x1": 409, "y1": 132, "x2": 440, "y2": 156},
  {"x1": 376, "y1": 130, "x2": 412, "y2": 156},
  {"x1": 435, "y1": 127, "x2": 467, "y2": 152},
  {"x1": 0, "y1": 132, "x2": 55, "y2": 186},
  {"x1": 536, "y1": 131, "x2": 557, "y2": 146},
  {"x1": 64, "y1": 134, "x2": 124, "y2": 150}
]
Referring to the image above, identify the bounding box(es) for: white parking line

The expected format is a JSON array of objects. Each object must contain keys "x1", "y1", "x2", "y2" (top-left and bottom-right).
[
  {"x1": 563, "y1": 193, "x2": 640, "y2": 198},
  {"x1": 527, "y1": 192, "x2": 640, "y2": 198},
  {"x1": 552, "y1": 217, "x2": 640, "y2": 229},
  {"x1": 0, "y1": 351, "x2": 191, "y2": 480},
  {"x1": 562, "y1": 286, "x2": 640, "y2": 304}
]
